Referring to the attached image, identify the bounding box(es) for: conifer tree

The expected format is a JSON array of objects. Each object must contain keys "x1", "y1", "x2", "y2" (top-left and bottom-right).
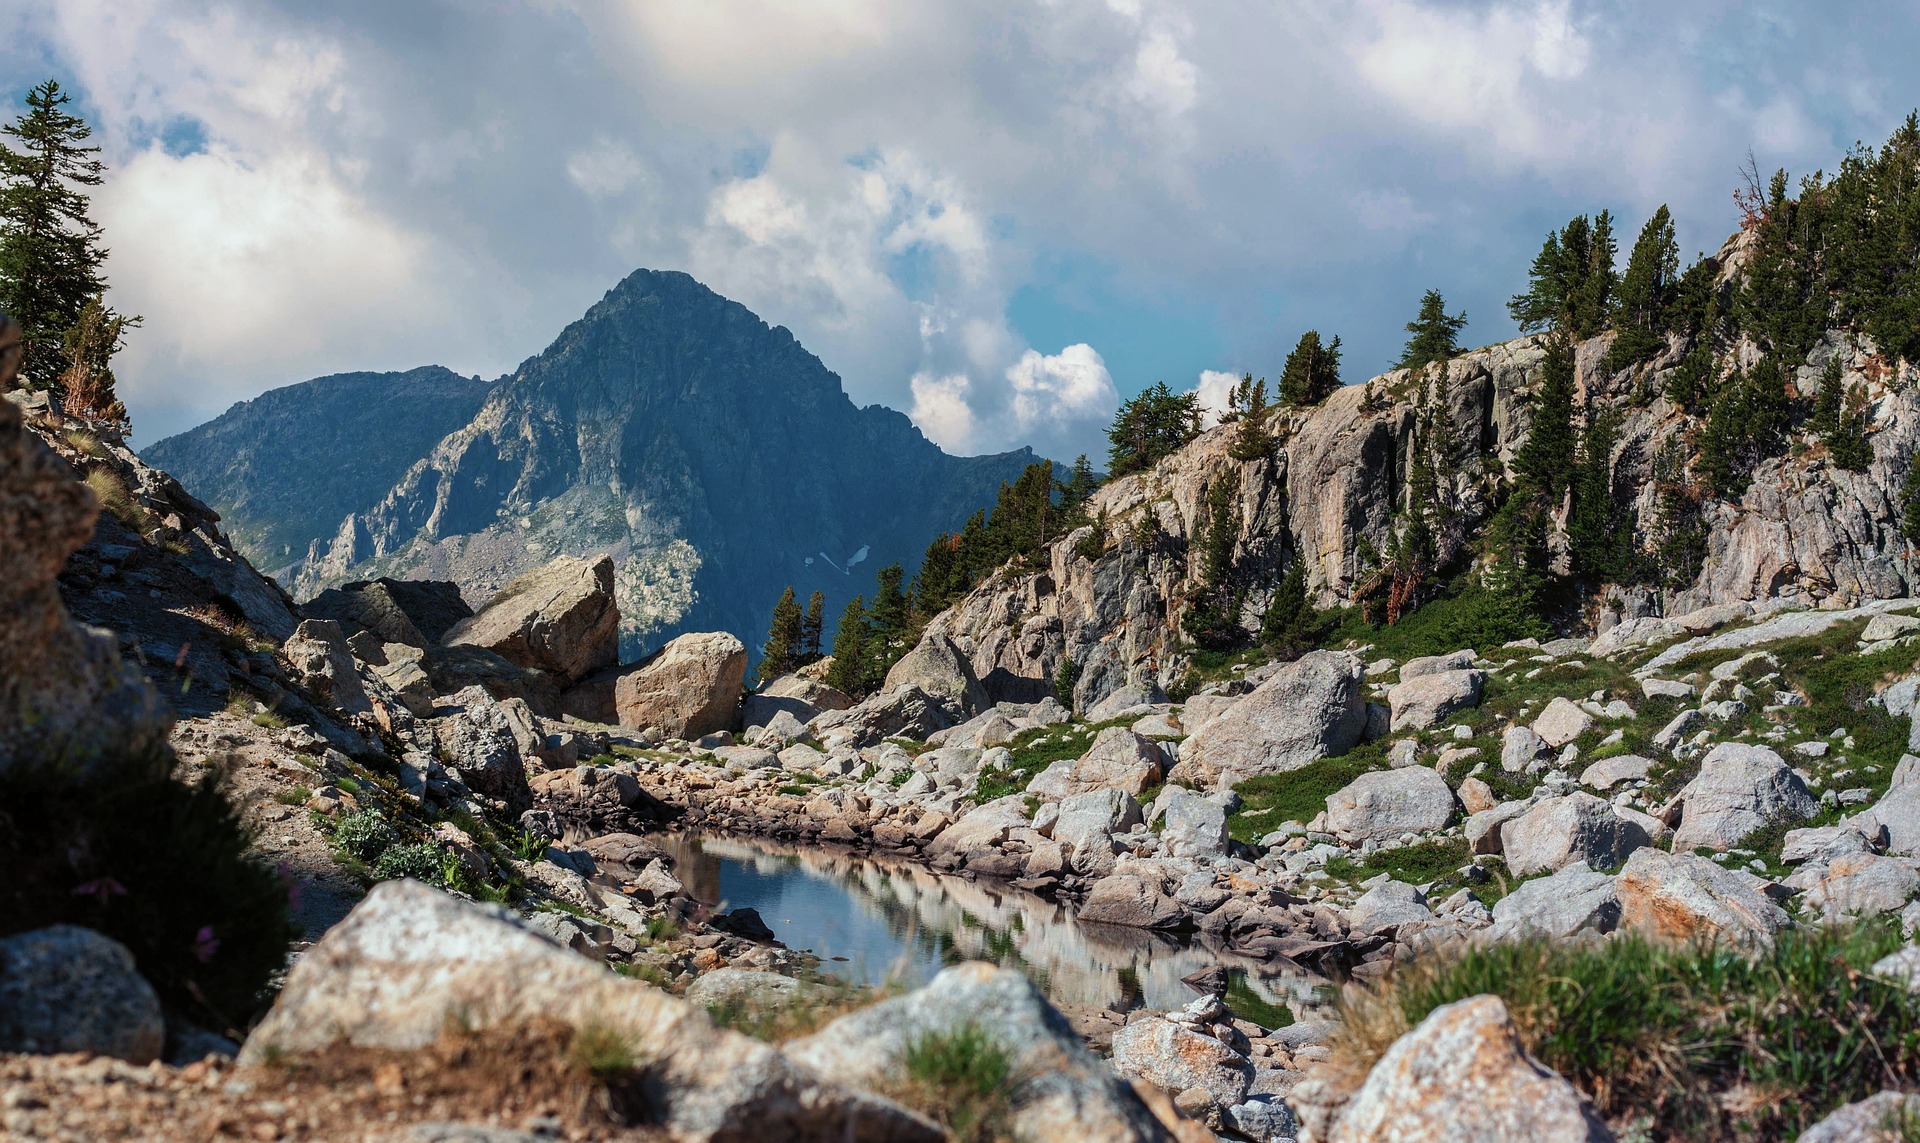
[
  {"x1": 801, "y1": 591, "x2": 825, "y2": 662},
  {"x1": 1059, "y1": 454, "x2": 1098, "y2": 519},
  {"x1": 1566, "y1": 405, "x2": 1633, "y2": 580},
  {"x1": 1106, "y1": 381, "x2": 1201, "y2": 477},
  {"x1": 757, "y1": 587, "x2": 803, "y2": 684},
  {"x1": 1227, "y1": 374, "x2": 1272, "y2": 461},
  {"x1": 1278, "y1": 331, "x2": 1342, "y2": 406},
  {"x1": 824, "y1": 596, "x2": 869, "y2": 695},
  {"x1": 1512, "y1": 335, "x2": 1578, "y2": 500},
  {"x1": 1904, "y1": 459, "x2": 1920, "y2": 544},
  {"x1": 0, "y1": 80, "x2": 130, "y2": 393},
  {"x1": 1259, "y1": 559, "x2": 1316, "y2": 657},
  {"x1": 1397, "y1": 291, "x2": 1467, "y2": 371},
  {"x1": 1509, "y1": 212, "x2": 1618, "y2": 339},
  {"x1": 1605, "y1": 205, "x2": 1680, "y2": 372}
]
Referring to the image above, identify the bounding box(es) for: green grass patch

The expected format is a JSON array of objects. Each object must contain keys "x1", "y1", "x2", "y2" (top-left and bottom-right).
[
  {"x1": 1326, "y1": 837, "x2": 1471, "y2": 888},
  {"x1": 1226, "y1": 742, "x2": 1386, "y2": 842},
  {"x1": 972, "y1": 717, "x2": 1131, "y2": 802},
  {"x1": 890, "y1": 1023, "x2": 1022, "y2": 1143},
  {"x1": 1329, "y1": 920, "x2": 1920, "y2": 1139},
  {"x1": 1327, "y1": 579, "x2": 1550, "y2": 662}
]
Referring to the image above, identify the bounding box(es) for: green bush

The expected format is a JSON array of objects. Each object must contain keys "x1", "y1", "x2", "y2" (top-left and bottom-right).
[
  {"x1": 1333, "y1": 922, "x2": 1920, "y2": 1139},
  {"x1": 331, "y1": 809, "x2": 398, "y2": 862},
  {"x1": 0, "y1": 748, "x2": 295, "y2": 1034},
  {"x1": 894, "y1": 1023, "x2": 1021, "y2": 1143},
  {"x1": 1227, "y1": 742, "x2": 1385, "y2": 842},
  {"x1": 372, "y1": 842, "x2": 445, "y2": 884}
]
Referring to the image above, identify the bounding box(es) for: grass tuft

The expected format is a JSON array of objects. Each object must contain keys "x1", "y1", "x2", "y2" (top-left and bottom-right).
[{"x1": 891, "y1": 1023, "x2": 1022, "y2": 1143}]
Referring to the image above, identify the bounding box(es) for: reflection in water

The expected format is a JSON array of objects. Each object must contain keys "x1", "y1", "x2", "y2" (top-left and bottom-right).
[{"x1": 660, "y1": 832, "x2": 1330, "y2": 1018}]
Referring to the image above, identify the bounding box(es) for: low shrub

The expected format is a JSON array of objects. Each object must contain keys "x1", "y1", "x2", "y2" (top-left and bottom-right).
[
  {"x1": 1226, "y1": 742, "x2": 1385, "y2": 842},
  {"x1": 372, "y1": 842, "x2": 444, "y2": 884},
  {"x1": 891, "y1": 1023, "x2": 1022, "y2": 1143},
  {"x1": 1329, "y1": 921, "x2": 1920, "y2": 1139},
  {"x1": 0, "y1": 747, "x2": 295, "y2": 1034},
  {"x1": 330, "y1": 809, "x2": 398, "y2": 863}
]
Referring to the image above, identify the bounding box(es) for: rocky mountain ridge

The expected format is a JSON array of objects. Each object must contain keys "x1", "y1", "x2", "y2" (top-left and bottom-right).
[{"x1": 145, "y1": 270, "x2": 1040, "y2": 658}]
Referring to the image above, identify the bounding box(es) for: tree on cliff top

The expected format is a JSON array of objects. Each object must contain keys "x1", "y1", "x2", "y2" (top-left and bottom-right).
[
  {"x1": 1106, "y1": 381, "x2": 1200, "y2": 478},
  {"x1": 1397, "y1": 290, "x2": 1467, "y2": 371},
  {"x1": 0, "y1": 80, "x2": 137, "y2": 403}
]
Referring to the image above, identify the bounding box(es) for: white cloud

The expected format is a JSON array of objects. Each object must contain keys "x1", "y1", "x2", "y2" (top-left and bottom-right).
[
  {"x1": 567, "y1": 138, "x2": 647, "y2": 199},
  {"x1": 1005, "y1": 343, "x2": 1120, "y2": 442},
  {"x1": 1190, "y1": 368, "x2": 1239, "y2": 430},
  {"x1": 909, "y1": 371, "x2": 976, "y2": 451}
]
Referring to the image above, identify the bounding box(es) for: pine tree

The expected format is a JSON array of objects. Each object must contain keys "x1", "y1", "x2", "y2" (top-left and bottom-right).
[
  {"x1": 1651, "y1": 439, "x2": 1706, "y2": 587},
  {"x1": 1570, "y1": 209, "x2": 1618, "y2": 337},
  {"x1": 1508, "y1": 212, "x2": 1618, "y2": 340},
  {"x1": 1278, "y1": 331, "x2": 1342, "y2": 406},
  {"x1": 0, "y1": 81, "x2": 127, "y2": 393},
  {"x1": 1904, "y1": 458, "x2": 1920, "y2": 544},
  {"x1": 1106, "y1": 381, "x2": 1201, "y2": 477},
  {"x1": 1183, "y1": 477, "x2": 1242, "y2": 648},
  {"x1": 1828, "y1": 382, "x2": 1875, "y2": 472},
  {"x1": 1566, "y1": 404, "x2": 1633, "y2": 581},
  {"x1": 801, "y1": 591, "x2": 825, "y2": 662},
  {"x1": 1053, "y1": 655, "x2": 1080, "y2": 709},
  {"x1": 1664, "y1": 340, "x2": 1715, "y2": 411},
  {"x1": 1227, "y1": 374, "x2": 1272, "y2": 461},
  {"x1": 756, "y1": 587, "x2": 804, "y2": 684},
  {"x1": 56, "y1": 294, "x2": 131, "y2": 429},
  {"x1": 1397, "y1": 290, "x2": 1467, "y2": 371},
  {"x1": 1259, "y1": 558, "x2": 1317, "y2": 657},
  {"x1": 824, "y1": 596, "x2": 869, "y2": 695},
  {"x1": 1059, "y1": 454, "x2": 1098, "y2": 520},
  {"x1": 1605, "y1": 205, "x2": 1680, "y2": 372},
  {"x1": 1512, "y1": 335, "x2": 1578, "y2": 500}
]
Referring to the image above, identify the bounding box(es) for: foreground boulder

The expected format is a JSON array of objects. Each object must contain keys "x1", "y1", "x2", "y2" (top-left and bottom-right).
[
  {"x1": 1110, "y1": 1010, "x2": 1253, "y2": 1112},
  {"x1": 0, "y1": 327, "x2": 170, "y2": 775},
  {"x1": 444, "y1": 554, "x2": 621, "y2": 682},
  {"x1": 1175, "y1": 650, "x2": 1367, "y2": 787},
  {"x1": 1500, "y1": 792, "x2": 1648, "y2": 877},
  {"x1": 1615, "y1": 847, "x2": 1791, "y2": 946},
  {"x1": 0, "y1": 926, "x2": 164, "y2": 1064},
  {"x1": 1484, "y1": 862, "x2": 1621, "y2": 942},
  {"x1": 882, "y1": 631, "x2": 989, "y2": 720},
  {"x1": 568, "y1": 631, "x2": 748, "y2": 738},
  {"x1": 1324, "y1": 766, "x2": 1454, "y2": 842},
  {"x1": 1028, "y1": 726, "x2": 1165, "y2": 798},
  {"x1": 1799, "y1": 1091, "x2": 1920, "y2": 1143},
  {"x1": 785, "y1": 961, "x2": 1172, "y2": 1142},
  {"x1": 239, "y1": 881, "x2": 938, "y2": 1142},
  {"x1": 1329, "y1": 995, "x2": 1611, "y2": 1142}
]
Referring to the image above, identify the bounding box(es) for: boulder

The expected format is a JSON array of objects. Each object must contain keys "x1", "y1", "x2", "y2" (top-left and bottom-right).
[
  {"x1": 1465, "y1": 801, "x2": 1531, "y2": 856},
  {"x1": 1398, "y1": 650, "x2": 1476, "y2": 682},
  {"x1": 1324, "y1": 767, "x2": 1454, "y2": 843},
  {"x1": 304, "y1": 577, "x2": 474, "y2": 647},
  {"x1": 927, "y1": 796, "x2": 1031, "y2": 864},
  {"x1": 1615, "y1": 848, "x2": 1792, "y2": 946},
  {"x1": 1484, "y1": 863, "x2": 1620, "y2": 943},
  {"x1": 1175, "y1": 651, "x2": 1367, "y2": 787},
  {"x1": 569, "y1": 632, "x2": 748, "y2": 739},
  {"x1": 1032, "y1": 726, "x2": 1165, "y2": 798},
  {"x1": 1500, "y1": 725, "x2": 1548, "y2": 772},
  {"x1": 1110, "y1": 1015, "x2": 1255, "y2": 1110},
  {"x1": 432, "y1": 686, "x2": 538, "y2": 815},
  {"x1": 1589, "y1": 615, "x2": 1683, "y2": 658},
  {"x1": 1078, "y1": 874, "x2": 1186, "y2": 929},
  {"x1": 282, "y1": 618, "x2": 375, "y2": 715},
  {"x1": 527, "y1": 765, "x2": 671, "y2": 836},
  {"x1": 811, "y1": 684, "x2": 955, "y2": 747},
  {"x1": 1499, "y1": 793, "x2": 1649, "y2": 878},
  {"x1": 1579, "y1": 754, "x2": 1654, "y2": 791},
  {"x1": 0, "y1": 925, "x2": 164, "y2": 1063},
  {"x1": 741, "y1": 674, "x2": 853, "y2": 730},
  {"x1": 685, "y1": 968, "x2": 805, "y2": 1014},
  {"x1": 1387, "y1": 669, "x2": 1486, "y2": 732},
  {"x1": 581, "y1": 832, "x2": 672, "y2": 868},
  {"x1": 1671, "y1": 743, "x2": 1817, "y2": 852},
  {"x1": 240, "y1": 882, "x2": 936, "y2": 1142},
  {"x1": 1053, "y1": 789, "x2": 1143, "y2": 874},
  {"x1": 882, "y1": 632, "x2": 988, "y2": 719},
  {"x1": 1531, "y1": 698, "x2": 1593, "y2": 749},
  {"x1": 1798, "y1": 1091, "x2": 1920, "y2": 1143},
  {"x1": 1086, "y1": 681, "x2": 1170, "y2": 722},
  {"x1": 1803, "y1": 854, "x2": 1920, "y2": 921},
  {"x1": 1161, "y1": 788, "x2": 1230, "y2": 861},
  {"x1": 1331, "y1": 995, "x2": 1610, "y2": 1142},
  {"x1": 1347, "y1": 880, "x2": 1434, "y2": 933},
  {"x1": 785, "y1": 961, "x2": 1170, "y2": 1143},
  {"x1": 0, "y1": 330, "x2": 170, "y2": 776},
  {"x1": 1847, "y1": 784, "x2": 1920, "y2": 856},
  {"x1": 444, "y1": 555, "x2": 619, "y2": 682}
]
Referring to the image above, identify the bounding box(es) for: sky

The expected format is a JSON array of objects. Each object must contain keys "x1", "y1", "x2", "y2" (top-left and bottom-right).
[{"x1": 1, "y1": 2, "x2": 1915, "y2": 455}]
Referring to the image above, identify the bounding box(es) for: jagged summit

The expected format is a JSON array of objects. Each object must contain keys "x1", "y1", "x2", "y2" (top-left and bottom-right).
[{"x1": 145, "y1": 269, "x2": 1037, "y2": 656}]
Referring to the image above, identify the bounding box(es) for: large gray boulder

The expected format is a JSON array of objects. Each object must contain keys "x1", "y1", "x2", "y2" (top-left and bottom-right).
[
  {"x1": 1802, "y1": 854, "x2": 1920, "y2": 921},
  {"x1": 569, "y1": 631, "x2": 748, "y2": 739},
  {"x1": 1671, "y1": 743, "x2": 1817, "y2": 852},
  {"x1": 433, "y1": 685, "x2": 538, "y2": 815},
  {"x1": 1499, "y1": 793, "x2": 1649, "y2": 877},
  {"x1": 0, "y1": 925, "x2": 164, "y2": 1064},
  {"x1": 1531, "y1": 697, "x2": 1593, "y2": 749},
  {"x1": 1398, "y1": 650, "x2": 1476, "y2": 682},
  {"x1": 1615, "y1": 847, "x2": 1791, "y2": 946},
  {"x1": 282, "y1": 618, "x2": 374, "y2": 715},
  {"x1": 444, "y1": 554, "x2": 620, "y2": 683},
  {"x1": 1798, "y1": 1091, "x2": 1920, "y2": 1143},
  {"x1": 1483, "y1": 863, "x2": 1620, "y2": 942},
  {"x1": 741, "y1": 674, "x2": 852, "y2": 730},
  {"x1": 882, "y1": 631, "x2": 989, "y2": 719},
  {"x1": 1387, "y1": 668, "x2": 1486, "y2": 732},
  {"x1": 810, "y1": 684, "x2": 955, "y2": 747},
  {"x1": 1161, "y1": 787, "x2": 1230, "y2": 861},
  {"x1": 1051, "y1": 788, "x2": 1142, "y2": 874},
  {"x1": 1324, "y1": 767, "x2": 1454, "y2": 843},
  {"x1": 1110, "y1": 1013, "x2": 1254, "y2": 1110},
  {"x1": 785, "y1": 961, "x2": 1172, "y2": 1143},
  {"x1": 1077, "y1": 874, "x2": 1186, "y2": 929},
  {"x1": 1028, "y1": 726, "x2": 1164, "y2": 798},
  {"x1": 1348, "y1": 879, "x2": 1434, "y2": 933},
  {"x1": 304, "y1": 577, "x2": 474, "y2": 647},
  {"x1": 1174, "y1": 651, "x2": 1367, "y2": 788},
  {"x1": 239, "y1": 881, "x2": 938, "y2": 1142},
  {"x1": 1330, "y1": 995, "x2": 1611, "y2": 1142},
  {"x1": 1847, "y1": 784, "x2": 1920, "y2": 856}
]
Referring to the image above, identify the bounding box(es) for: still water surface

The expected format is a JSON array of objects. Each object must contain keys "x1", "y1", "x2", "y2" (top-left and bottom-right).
[{"x1": 659, "y1": 832, "x2": 1324, "y2": 1022}]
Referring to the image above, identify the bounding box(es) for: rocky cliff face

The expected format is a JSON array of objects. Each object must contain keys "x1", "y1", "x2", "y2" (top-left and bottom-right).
[
  {"x1": 922, "y1": 251, "x2": 1920, "y2": 714},
  {"x1": 146, "y1": 271, "x2": 1037, "y2": 658}
]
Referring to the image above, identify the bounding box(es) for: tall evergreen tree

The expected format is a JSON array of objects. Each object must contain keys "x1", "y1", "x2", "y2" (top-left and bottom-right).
[
  {"x1": 1227, "y1": 374, "x2": 1273, "y2": 461},
  {"x1": 1059, "y1": 454, "x2": 1098, "y2": 518},
  {"x1": 1278, "y1": 330, "x2": 1342, "y2": 406},
  {"x1": 1566, "y1": 404, "x2": 1634, "y2": 580},
  {"x1": 824, "y1": 596, "x2": 869, "y2": 695},
  {"x1": 1605, "y1": 205, "x2": 1680, "y2": 371},
  {"x1": 1508, "y1": 211, "x2": 1619, "y2": 339},
  {"x1": 1259, "y1": 558, "x2": 1316, "y2": 656},
  {"x1": 800, "y1": 591, "x2": 825, "y2": 662},
  {"x1": 1397, "y1": 290, "x2": 1467, "y2": 371},
  {"x1": 0, "y1": 81, "x2": 127, "y2": 393},
  {"x1": 1511, "y1": 335, "x2": 1578, "y2": 500},
  {"x1": 757, "y1": 586, "x2": 804, "y2": 684}
]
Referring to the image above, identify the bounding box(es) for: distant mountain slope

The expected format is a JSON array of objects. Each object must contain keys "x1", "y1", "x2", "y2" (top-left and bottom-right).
[
  {"x1": 147, "y1": 271, "x2": 1037, "y2": 654},
  {"x1": 144, "y1": 367, "x2": 494, "y2": 574}
]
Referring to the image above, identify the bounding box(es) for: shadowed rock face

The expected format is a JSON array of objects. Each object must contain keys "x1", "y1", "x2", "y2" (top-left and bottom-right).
[
  {"x1": 148, "y1": 271, "x2": 1036, "y2": 658},
  {"x1": 0, "y1": 313, "x2": 171, "y2": 775}
]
